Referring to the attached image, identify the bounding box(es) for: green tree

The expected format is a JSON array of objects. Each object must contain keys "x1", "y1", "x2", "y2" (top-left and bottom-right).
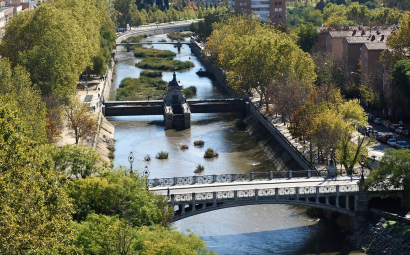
[
  {"x1": 65, "y1": 96, "x2": 98, "y2": 145},
  {"x1": 74, "y1": 214, "x2": 215, "y2": 254},
  {"x1": 346, "y1": 2, "x2": 371, "y2": 24},
  {"x1": 295, "y1": 23, "x2": 319, "y2": 53},
  {"x1": 365, "y1": 148, "x2": 410, "y2": 210},
  {"x1": 44, "y1": 144, "x2": 108, "y2": 179},
  {"x1": 0, "y1": 58, "x2": 47, "y2": 143},
  {"x1": 0, "y1": 95, "x2": 75, "y2": 253},
  {"x1": 66, "y1": 169, "x2": 173, "y2": 226},
  {"x1": 372, "y1": 7, "x2": 402, "y2": 25}
]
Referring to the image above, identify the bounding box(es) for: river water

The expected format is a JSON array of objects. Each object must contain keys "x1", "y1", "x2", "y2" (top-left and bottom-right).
[{"x1": 108, "y1": 34, "x2": 361, "y2": 255}]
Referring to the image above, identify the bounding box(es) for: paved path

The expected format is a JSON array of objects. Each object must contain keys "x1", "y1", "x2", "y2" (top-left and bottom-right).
[{"x1": 150, "y1": 176, "x2": 361, "y2": 196}]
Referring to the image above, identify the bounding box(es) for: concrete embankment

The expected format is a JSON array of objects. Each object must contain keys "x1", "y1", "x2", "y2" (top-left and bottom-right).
[{"x1": 190, "y1": 41, "x2": 314, "y2": 171}]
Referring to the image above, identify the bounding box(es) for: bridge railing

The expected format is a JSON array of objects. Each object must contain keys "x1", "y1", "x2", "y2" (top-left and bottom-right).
[
  {"x1": 147, "y1": 170, "x2": 328, "y2": 187},
  {"x1": 171, "y1": 184, "x2": 360, "y2": 209}
]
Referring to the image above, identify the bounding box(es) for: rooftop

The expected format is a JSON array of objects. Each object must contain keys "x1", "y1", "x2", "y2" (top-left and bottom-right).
[{"x1": 364, "y1": 42, "x2": 387, "y2": 50}]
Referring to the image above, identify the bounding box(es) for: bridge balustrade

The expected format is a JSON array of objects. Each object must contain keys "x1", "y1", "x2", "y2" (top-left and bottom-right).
[
  {"x1": 147, "y1": 170, "x2": 329, "y2": 188},
  {"x1": 169, "y1": 184, "x2": 361, "y2": 219}
]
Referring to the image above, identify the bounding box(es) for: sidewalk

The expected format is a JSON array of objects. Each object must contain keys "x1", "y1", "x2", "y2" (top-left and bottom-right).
[{"x1": 55, "y1": 60, "x2": 115, "y2": 162}]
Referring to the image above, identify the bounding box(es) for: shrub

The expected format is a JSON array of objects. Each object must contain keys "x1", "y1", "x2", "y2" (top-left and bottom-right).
[
  {"x1": 159, "y1": 39, "x2": 167, "y2": 42},
  {"x1": 180, "y1": 144, "x2": 189, "y2": 150},
  {"x1": 193, "y1": 140, "x2": 204, "y2": 146},
  {"x1": 116, "y1": 77, "x2": 167, "y2": 101},
  {"x1": 133, "y1": 48, "x2": 176, "y2": 58},
  {"x1": 204, "y1": 148, "x2": 218, "y2": 158},
  {"x1": 144, "y1": 154, "x2": 151, "y2": 161},
  {"x1": 135, "y1": 58, "x2": 194, "y2": 71},
  {"x1": 156, "y1": 151, "x2": 169, "y2": 159},
  {"x1": 167, "y1": 32, "x2": 192, "y2": 41},
  {"x1": 182, "y1": 86, "x2": 197, "y2": 98},
  {"x1": 140, "y1": 71, "x2": 162, "y2": 78},
  {"x1": 194, "y1": 164, "x2": 204, "y2": 173}
]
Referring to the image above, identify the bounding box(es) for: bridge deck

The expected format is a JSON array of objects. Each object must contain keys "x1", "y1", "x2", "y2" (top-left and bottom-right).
[{"x1": 150, "y1": 176, "x2": 361, "y2": 195}]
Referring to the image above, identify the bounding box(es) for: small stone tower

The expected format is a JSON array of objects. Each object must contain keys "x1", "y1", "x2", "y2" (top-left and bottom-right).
[{"x1": 164, "y1": 69, "x2": 191, "y2": 129}]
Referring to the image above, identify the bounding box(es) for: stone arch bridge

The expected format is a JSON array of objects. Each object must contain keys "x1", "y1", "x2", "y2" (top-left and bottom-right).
[{"x1": 148, "y1": 171, "x2": 401, "y2": 222}]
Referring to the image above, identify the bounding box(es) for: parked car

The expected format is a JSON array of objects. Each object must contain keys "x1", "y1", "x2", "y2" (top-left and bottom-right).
[
  {"x1": 402, "y1": 129, "x2": 410, "y2": 137},
  {"x1": 373, "y1": 118, "x2": 383, "y2": 124},
  {"x1": 381, "y1": 133, "x2": 395, "y2": 144},
  {"x1": 397, "y1": 127, "x2": 409, "y2": 136},
  {"x1": 376, "y1": 132, "x2": 384, "y2": 141},
  {"x1": 358, "y1": 125, "x2": 373, "y2": 135},
  {"x1": 395, "y1": 141, "x2": 409, "y2": 149},
  {"x1": 389, "y1": 123, "x2": 401, "y2": 132},
  {"x1": 387, "y1": 138, "x2": 397, "y2": 147}
]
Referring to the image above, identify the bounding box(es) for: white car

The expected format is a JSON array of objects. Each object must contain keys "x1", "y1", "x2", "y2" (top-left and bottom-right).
[
  {"x1": 387, "y1": 138, "x2": 397, "y2": 147},
  {"x1": 395, "y1": 141, "x2": 409, "y2": 149},
  {"x1": 373, "y1": 118, "x2": 383, "y2": 124}
]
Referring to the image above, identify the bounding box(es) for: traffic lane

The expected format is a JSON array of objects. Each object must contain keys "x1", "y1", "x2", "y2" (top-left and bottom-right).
[{"x1": 369, "y1": 122, "x2": 410, "y2": 145}]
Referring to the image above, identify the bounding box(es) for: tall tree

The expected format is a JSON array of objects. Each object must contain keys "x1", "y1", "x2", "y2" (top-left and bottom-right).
[
  {"x1": 65, "y1": 96, "x2": 98, "y2": 145},
  {"x1": 0, "y1": 96, "x2": 75, "y2": 253}
]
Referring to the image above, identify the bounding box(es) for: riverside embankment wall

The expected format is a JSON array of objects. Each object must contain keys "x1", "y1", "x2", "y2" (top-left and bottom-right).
[{"x1": 191, "y1": 42, "x2": 314, "y2": 171}]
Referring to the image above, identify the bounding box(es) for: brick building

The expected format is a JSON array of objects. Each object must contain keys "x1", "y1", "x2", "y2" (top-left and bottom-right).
[{"x1": 230, "y1": 0, "x2": 286, "y2": 24}]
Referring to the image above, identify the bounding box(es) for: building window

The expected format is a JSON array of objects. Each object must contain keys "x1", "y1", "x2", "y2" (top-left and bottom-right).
[
  {"x1": 275, "y1": 2, "x2": 278, "y2": 5},
  {"x1": 279, "y1": 15, "x2": 282, "y2": 18},
  {"x1": 240, "y1": 3, "x2": 243, "y2": 6},
  {"x1": 365, "y1": 53, "x2": 368, "y2": 59},
  {"x1": 279, "y1": 8, "x2": 282, "y2": 11},
  {"x1": 244, "y1": 3, "x2": 247, "y2": 6},
  {"x1": 275, "y1": 8, "x2": 278, "y2": 11},
  {"x1": 279, "y1": 2, "x2": 282, "y2": 5}
]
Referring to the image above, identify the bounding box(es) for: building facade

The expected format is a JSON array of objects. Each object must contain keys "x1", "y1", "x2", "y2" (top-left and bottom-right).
[{"x1": 230, "y1": 0, "x2": 286, "y2": 24}]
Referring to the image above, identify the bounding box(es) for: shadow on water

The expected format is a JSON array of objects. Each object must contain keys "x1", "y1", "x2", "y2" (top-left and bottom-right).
[{"x1": 200, "y1": 222, "x2": 359, "y2": 255}]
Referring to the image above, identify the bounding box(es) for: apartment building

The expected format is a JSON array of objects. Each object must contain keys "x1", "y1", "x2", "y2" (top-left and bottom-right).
[
  {"x1": 361, "y1": 42, "x2": 387, "y2": 91},
  {"x1": 230, "y1": 0, "x2": 286, "y2": 24}
]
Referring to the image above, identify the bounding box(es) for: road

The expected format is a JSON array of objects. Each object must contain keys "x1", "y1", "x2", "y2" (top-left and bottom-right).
[{"x1": 149, "y1": 176, "x2": 361, "y2": 195}]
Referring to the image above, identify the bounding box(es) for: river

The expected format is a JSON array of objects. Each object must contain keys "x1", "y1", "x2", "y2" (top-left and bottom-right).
[{"x1": 108, "y1": 34, "x2": 361, "y2": 255}]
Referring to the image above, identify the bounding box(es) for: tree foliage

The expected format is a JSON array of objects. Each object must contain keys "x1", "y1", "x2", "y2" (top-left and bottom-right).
[
  {"x1": 0, "y1": 96, "x2": 75, "y2": 253},
  {"x1": 66, "y1": 169, "x2": 173, "y2": 227},
  {"x1": 65, "y1": 96, "x2": 98, "y2": 145},
  {"x1": 365, "y1": 148, "x2": 410, "y2": 209}
]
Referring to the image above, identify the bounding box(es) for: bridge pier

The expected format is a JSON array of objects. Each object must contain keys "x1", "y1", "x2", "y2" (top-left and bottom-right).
[{"x1": 126, "y1": 40, "x2": 130, "y2": 52}]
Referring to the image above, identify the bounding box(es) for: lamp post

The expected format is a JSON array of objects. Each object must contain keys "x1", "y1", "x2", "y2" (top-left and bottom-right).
[
  {"x1": 143, "y1": 166, "x2": 150, "y2": 178},
  {"x1": 360, "y1": 154, "x2": 366, "y2": 184},
  {"x1": 128, "y1": 152, "x2": 135, "y2": 174}
]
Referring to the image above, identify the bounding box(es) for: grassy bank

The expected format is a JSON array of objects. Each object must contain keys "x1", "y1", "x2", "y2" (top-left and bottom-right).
[
  {"x1": 116, "y1": 77, "x2": 167, "y2": 101},
  {"x1": 136, "y1": 57, "x2": 194, "y2": 71},
  {"x1": 167, "y1": 31, "x2": 192, "y2": 41}
]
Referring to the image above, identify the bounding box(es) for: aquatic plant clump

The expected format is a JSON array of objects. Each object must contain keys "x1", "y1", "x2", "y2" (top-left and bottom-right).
[
  {"x1": 204, "y1": 148, "x2": 218, "y2": 158},
  {"x1": 135, "y1": 58, "x2": 194, "y2": 71},
  {"x1": 156, "y1": 151, "x2": 169, "y2": 159},
  {"x1": 182, "y1": 86, "x2": 197, "y2": 98},
  {"x1": 167, "y1": 31, "x2": 192, "y2": 41},
  {"x1": 121, "y1": 34, "x2": 147, "y2": 43},
  {"x1": 180, "y1": 144, "x2": 189, "y2": 150},
  {"x1": 194, "y1": 164, "x2": 204, "y2": 173},
  {"x1": 140, "y1": 71, "x2": 162, "y2": 78},
  {"x1": 133, "y1": 47, "x2": 176, "y2": 58},
  {"x1": 194, "y1": 140, "x2": 204, "y2": 146},
  {"x1": 116, "y1": 77, "x2": 167, "y2": 101}
]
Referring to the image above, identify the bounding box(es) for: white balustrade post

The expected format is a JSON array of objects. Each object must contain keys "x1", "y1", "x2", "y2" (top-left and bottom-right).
[
  {"x1": 275, "y1": 188, "x2": 279, "y2": 201},
  {"x1": 308, "y1": 170, "x2": 311, "y2": 178},
  {"x1": 251, "y1": 172, "x2": 255, "y2": 181},
  {"x1": 255, "y1": 189, "x2": 258, "y2": 201},
  {"x1": 213, "y1": 191, "x2": 217, "y2": 207},
  {"x1": 234, "y1": 190, "x2": 238, "y2": 202},
  {"x1": 269, "y1": 171, "x2": 273, "y2": 180},
  {"x1": 289, "y1": 170, "x2": 292, "y2": 179}
]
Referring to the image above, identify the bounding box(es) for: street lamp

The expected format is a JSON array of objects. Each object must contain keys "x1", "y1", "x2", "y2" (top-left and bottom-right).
[
  {"x1": 143, "y1": 166, "x2": 150, "y2": 178},
  {"x1": 128, "y1": 151, "x2": 135, "y2": 174},
  {"x1": 359, "y1": 154, "x2": 366, "y2": 184}
]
